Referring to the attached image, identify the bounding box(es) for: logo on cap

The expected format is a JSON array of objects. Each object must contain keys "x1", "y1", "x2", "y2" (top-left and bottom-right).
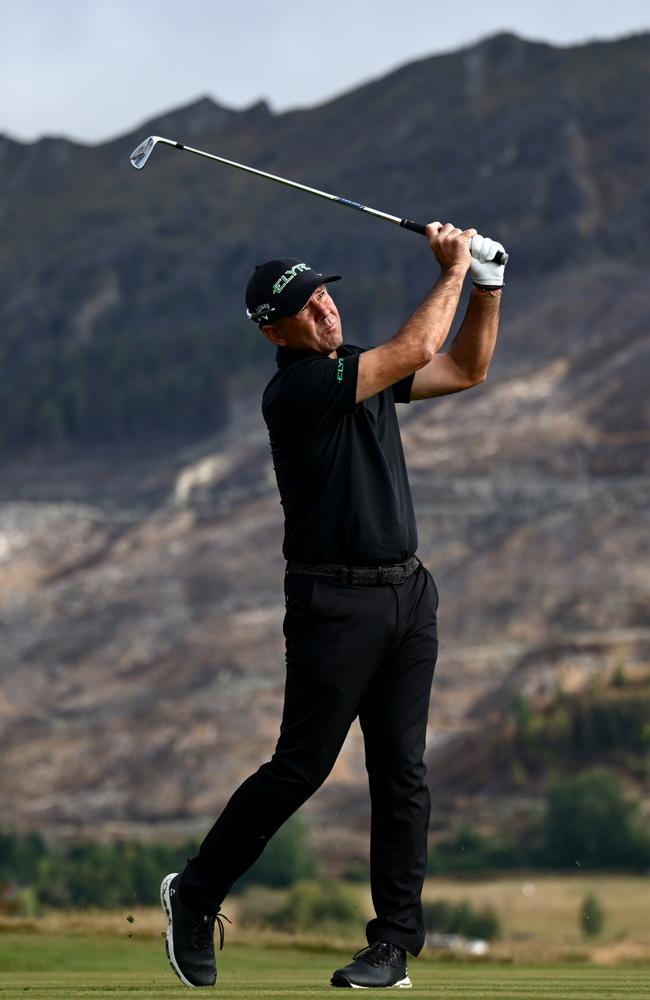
[{"x1": 272, "y1": 262, "x2": 311, "y2": 296}]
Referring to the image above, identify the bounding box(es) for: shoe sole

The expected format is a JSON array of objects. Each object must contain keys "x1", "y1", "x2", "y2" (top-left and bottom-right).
[
  {"x1": 161, "y1": 872, "x2": 197, "y2": 989},
  {"x1": 331, "y1": 973, "x2": 412, "y2": 989}
]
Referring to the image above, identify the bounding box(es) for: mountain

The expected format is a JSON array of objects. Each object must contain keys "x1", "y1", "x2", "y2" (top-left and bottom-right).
[
  {"x1": 1, "y1": 31, "x2": 649, "y2": 452},
  {"x1": 0, "y1": 32, "x2": 648, "y2": 853}
]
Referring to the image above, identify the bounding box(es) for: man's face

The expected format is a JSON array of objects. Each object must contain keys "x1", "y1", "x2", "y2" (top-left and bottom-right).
[{"x1": 261, "y1": 286, "x2": 342, "y2": 357}]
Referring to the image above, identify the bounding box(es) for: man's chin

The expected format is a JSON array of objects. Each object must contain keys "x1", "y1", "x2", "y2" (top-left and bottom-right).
[{"x1": 325, "y1": 329, "x2": 343, "y2": 351}]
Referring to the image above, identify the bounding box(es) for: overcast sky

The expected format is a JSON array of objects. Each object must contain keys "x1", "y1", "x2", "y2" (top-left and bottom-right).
[{"x1": 2, "y1": 0, "x2": 649, "y2": 144}]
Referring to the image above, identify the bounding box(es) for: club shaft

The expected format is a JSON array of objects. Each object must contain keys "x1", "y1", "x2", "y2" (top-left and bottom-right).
[
  {"x1": 133, "y1": 137, "x2": 508, "y2": 264},
  {"x1": 167, "y1": 138, "x2": 404, "y2": 224}
]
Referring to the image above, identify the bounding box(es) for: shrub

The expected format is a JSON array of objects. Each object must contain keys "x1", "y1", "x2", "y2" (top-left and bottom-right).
[
  {"x1": 427, "y1": 824, "x2": 527, "y2": 873},
  {"x1": 510, "y1": 691, "x2": 533, "y2": 732},
  {"x1": 0, "y1": 821, "x2": 319, "y2": 908},
  {"x1": 342, "y1": 860, "x2": 370, "y2": 883},
  {"x1": 580, "y1": 893, "x2": 605, "y2": 938},
  {"x1": 0, "y1": 830, "x2": 49, "y2": 884},
  {"x1": 268, "y1": 879, "x2": 361, "y2": 931},
  {"x1": 571, "y1": 692, "x2": 650, "y2": 753},
  {"x1": 543, "y1": 769, "x2": 650, "y2": 869},
  {"x1": 0, "y1": 829, "x2": 197, "y2": 908},
  {"x1": 423, "y1": 898, "x2": 500, "y2": 940},
  {"x1": 235, "y1": 815, "x2": 318, "y2": 891}
]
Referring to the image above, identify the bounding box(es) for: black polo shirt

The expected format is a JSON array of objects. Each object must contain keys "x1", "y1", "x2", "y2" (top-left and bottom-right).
[{"x1": 262, "y1": 343, "x2": 417, "y2": 565}]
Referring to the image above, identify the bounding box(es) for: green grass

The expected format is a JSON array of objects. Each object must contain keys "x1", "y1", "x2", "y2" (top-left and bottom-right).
[{"x1": 0, "y1": 936, "x2": 649, "y2": 1000}]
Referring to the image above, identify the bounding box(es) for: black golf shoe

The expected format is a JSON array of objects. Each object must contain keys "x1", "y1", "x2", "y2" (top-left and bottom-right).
[
  {"x1": 161, "y1": 872, "x2": 228, "y2": 988},
  {"x1": 331, "y1": 941, "x2": 412, "y2": 988}
]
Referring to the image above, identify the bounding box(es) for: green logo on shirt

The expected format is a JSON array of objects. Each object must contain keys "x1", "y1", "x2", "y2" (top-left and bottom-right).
[{"x1": 337, "y1": 359, "x2": 345, "y2": 383}]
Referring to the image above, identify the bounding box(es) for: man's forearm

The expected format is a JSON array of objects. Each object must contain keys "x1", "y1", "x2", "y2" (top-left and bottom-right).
[
  {"x1": 446, "y1": 286, "x2": 502, "y2": 383},
  {"x1": 392, "y1": 267, "x2": 466, "y2": 365},
  {"x1": 355, "y1": 223, "x2": 475, "y2": 403}
]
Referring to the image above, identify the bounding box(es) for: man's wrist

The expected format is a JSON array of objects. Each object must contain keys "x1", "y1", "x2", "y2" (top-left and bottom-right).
[
  {"x1": 473, "y1": 284, "x2": 503, "y2": 294},
  {"x1": 440, "y1": 264, "x2": 468, "y2": 283}
]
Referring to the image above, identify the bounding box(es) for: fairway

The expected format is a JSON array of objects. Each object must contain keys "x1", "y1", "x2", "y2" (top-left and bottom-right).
[{"x1": 1, "y1": 935, "x2": 649, "y2": 1000}]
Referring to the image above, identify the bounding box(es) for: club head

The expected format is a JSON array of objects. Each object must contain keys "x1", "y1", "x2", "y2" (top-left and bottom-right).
[{"x1": 130, "y1": 135, "x2": 163, "y2": 170}]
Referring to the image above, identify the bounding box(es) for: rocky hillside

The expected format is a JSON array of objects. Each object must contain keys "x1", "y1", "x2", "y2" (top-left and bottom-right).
[
  {"x1": 0, "y1": 32, "x2": 649, "y2": 857},
  {"x1": 1, "y1": 31, "x2": 649, "y2": 450}
]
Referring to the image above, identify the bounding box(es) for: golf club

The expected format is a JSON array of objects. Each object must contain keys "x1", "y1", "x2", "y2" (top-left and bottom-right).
[{"x1": 130, "y1": 135, "x2": 509, "y2": 265}]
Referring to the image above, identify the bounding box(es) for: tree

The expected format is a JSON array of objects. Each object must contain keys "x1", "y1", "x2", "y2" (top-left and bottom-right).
[
  {"x1": 580, "y1": 893, "x2": 605, "y2": 938},
  {"x1": 543, "y1": 769, "x2": 650, "y2": 869},
  {"x1": 268, "y1": 879, "x2": 360, "y2": 931},
  {"x1": 422, "y1": 898, "x2": 500, "y2": 940},
  {"x1": 235, "y1": 815, "x2": 318, "y2": 890}
]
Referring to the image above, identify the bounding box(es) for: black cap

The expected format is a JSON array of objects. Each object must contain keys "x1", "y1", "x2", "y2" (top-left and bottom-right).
[{"x1": 245, "y1": 258, "x2": 342, "y2": 324}]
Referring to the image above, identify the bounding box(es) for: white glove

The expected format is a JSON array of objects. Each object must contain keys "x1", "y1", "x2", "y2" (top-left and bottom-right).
[{"x1": 469, "y1": 234, "x2": 507, "y2": 287}]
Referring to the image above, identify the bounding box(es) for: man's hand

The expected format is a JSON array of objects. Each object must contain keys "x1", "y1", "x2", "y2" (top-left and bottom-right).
[
  {"x1": 469, "y1": 234, "x2": 507, "y2": 288},
  {"x1": 426, "y1": 222, "x2": 476, "y2": 276}
]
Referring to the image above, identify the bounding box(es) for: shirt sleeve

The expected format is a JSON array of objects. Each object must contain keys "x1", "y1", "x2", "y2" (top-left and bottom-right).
[
  {"x1": 353, "y1": 344, "x2": 413, "y2": 404},
  {"x1": 392, "y1": 372, "x2": 415, "y2": 404},
  {"x1": 277, "y1": 353, "x2": 360, "y2": 427}
]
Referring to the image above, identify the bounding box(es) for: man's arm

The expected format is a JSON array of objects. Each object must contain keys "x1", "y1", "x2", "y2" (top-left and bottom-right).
[
  {"x1": 355, "y1": 222, "x2": 474, "y2": 404},
  {"x1": 410, "y1": 286, "x2": 502, "y2": 399}
]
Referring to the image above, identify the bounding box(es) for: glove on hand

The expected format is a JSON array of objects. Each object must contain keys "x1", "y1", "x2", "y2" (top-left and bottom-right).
[{"x1": 469, "y1": 234, "x2": 506, "y2": 287}]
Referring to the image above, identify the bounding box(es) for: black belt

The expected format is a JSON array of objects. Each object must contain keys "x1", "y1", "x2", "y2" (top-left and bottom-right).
[{"x1": 286, "y1": 555, "x2": 419, "y2": 586}]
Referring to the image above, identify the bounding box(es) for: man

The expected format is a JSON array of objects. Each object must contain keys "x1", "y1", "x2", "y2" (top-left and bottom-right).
[{"x1": 161, "y1": 222, "x2": 505, "y2": 988}]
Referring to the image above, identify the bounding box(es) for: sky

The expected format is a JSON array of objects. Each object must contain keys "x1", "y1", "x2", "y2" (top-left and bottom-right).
[{"x1": 2, "y1": 0, "x2": 649, "y2": 144}]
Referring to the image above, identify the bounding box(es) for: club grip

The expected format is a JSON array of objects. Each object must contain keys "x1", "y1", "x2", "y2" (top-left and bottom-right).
[
  {"x1": 400, "y1": 219, "x2": 428, "y2": 235},
  {"x1": 400, "y1": 218, "x2": 508, "y2": 265}
]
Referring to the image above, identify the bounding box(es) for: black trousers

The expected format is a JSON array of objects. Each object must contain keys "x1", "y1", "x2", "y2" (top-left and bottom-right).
[{"x1": 179, "y1": 561, "x2": 438, "y2": 956}]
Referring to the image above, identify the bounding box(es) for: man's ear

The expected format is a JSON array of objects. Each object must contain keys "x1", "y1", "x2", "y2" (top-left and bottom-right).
[{"x1": 259, "y1": 323, "x2": 287, "y2": 347}]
